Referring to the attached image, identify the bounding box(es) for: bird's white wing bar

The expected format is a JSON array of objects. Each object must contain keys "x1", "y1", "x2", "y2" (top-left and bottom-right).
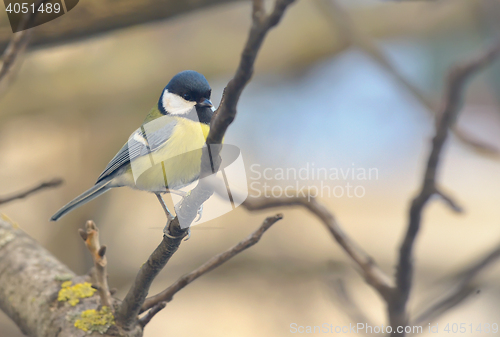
[{"x1": 95, "y1": 119, "x2": 177, "y2": 183}]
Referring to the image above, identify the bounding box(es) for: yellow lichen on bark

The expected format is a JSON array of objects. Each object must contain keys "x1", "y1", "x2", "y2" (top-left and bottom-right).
[
  {"x1": 58, "y1": 281, "x2": 96, "y2": 306},
  {"x1": 74, "y1": 306, "x2": 115, "y2": 333}
]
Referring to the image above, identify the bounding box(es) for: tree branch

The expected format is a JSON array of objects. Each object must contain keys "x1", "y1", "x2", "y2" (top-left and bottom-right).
[
  {"x1": 392, "y1": 41, "x2": 500, "y2": 334},
  {"x1": 138, "y1": 301, "x2": 166, "y2": 328},
  {"x1": 166, "y1": 0, "x2": 295, "y2": 238},
  {"x1": 0, "y1": 0, "x2": 50, "y2": 94},
  {"x1": 141, "y1": 214, "x2": 283, "y2": 315},
  {"x1": 316, "y1": 0, "x2": 500, "y2": 156},
  {"x1": 117, "y1": 1, "x2": 295, "y2": 328},
  {"x1": 0, "y1": 178, "x2": 63, "y2": 205},
  {"x1": 239, "y1": 195, "x2": 394, "y2": 300},
  {"x1": 79, "y1": 220, "x2": 113, "y2": 309},
  {"x1": 115, "y1": 229, "x2": 186, "y2": 330},
  {"x1": 0, "y1": 0, "x2": 242, "y2": 52},
  {"x1": 327, "y1": 278, "x2": 375, "y2": 329},
  {"x1": 413, "y1": 241, "x2": 500, "y2": 326}
]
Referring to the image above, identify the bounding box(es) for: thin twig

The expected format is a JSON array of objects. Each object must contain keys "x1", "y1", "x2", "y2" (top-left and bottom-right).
[
  {"x1": 0, "y1": 0, "x2": 50, "y2": 94},
  {"x1": 141, "y1": 214, "x2": 283, "y2": 313},
  {"x1": 392, "y1": 41, "x2": 500, "y2": 334},
  {"x1": 78, "y1": 220, "x2": 113, "y2": 309},
  {"x1": 241, "y1": 196, "x2": 394, "y2": 300},
  {"x1": 0, "y1": 178, "x2": 63, "y2": 205},
  {"x1": 328, "y1": 278, "x2": 375, "y2": 329},
  {"x1": 138, "y1": 301, "x2": 166, "y2": 327},
  {"x1": 316, "y1": 0, "x2": 500, "y2": 156},
  {"x1": 434, "y1": 188, "x2": 463, "y2": 213},
  {"x1": 413, "y1": 241, "x2": 500, "y2": 326}
]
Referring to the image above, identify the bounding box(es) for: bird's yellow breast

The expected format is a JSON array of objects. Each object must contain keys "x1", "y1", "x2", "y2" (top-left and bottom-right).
[{"x1": 119, "y1": 117, "x2": 210, "y2": 192}]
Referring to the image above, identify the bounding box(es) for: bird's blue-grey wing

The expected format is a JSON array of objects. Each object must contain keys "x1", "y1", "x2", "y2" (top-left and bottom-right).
[{"x1": 95, "y1": 119, "x2": 177, "y2": 183}]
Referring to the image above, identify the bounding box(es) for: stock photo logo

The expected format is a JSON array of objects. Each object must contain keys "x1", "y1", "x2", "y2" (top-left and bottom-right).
[
  {"x1": 130, "y1": 115, "x2": 248, "y2": 229},
  {"x1": 3, "y1": 0, "x2": 79, "y2": 32},
  {"x1": 248, "y1": 163, "x2": 379, "y2": 200}
]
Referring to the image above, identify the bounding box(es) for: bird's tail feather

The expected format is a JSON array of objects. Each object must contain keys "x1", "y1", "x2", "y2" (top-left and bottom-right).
[{"x1": 50, "y1": 180, "x2": 112, "y2": 221}]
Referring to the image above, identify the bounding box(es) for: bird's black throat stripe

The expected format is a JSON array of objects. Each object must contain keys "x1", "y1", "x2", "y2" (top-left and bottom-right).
[{"x1": 187, "y1": 106, "x2": 213, "y2": 124}]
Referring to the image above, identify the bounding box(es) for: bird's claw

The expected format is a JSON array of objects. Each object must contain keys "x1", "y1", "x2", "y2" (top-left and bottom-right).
[
  {"x1": 184, "y1": 227, "x2": 191, "y2": 241},
  {"x1": 195, "y1": 204, "x2": 203, "y2": 222},
  {"x1": 163, "y1": 218, "x2": 190, "y2": 241}
]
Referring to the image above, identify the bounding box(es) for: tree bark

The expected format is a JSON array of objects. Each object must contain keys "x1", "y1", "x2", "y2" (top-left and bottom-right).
[{"x1": 0, "y1": 218, "x2": 142, "y2": 337}]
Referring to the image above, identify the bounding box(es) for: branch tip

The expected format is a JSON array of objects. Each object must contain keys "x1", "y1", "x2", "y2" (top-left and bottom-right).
[
  {"x1": 0, "y1": 177, "x2": 64, "y2": 205},
  {"x1": 78, "y1": 229, "x2": 88, "y2": 241},
  {"x1": 79, "y1": 220, "x2": 113, "y2": 310}
]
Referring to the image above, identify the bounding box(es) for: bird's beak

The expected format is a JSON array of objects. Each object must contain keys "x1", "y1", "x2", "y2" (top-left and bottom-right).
[{"x1": 197, "y1": 98, "x2": 213, "y2": 108}]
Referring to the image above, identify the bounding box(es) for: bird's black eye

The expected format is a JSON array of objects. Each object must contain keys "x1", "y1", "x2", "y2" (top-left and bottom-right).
[{"x1": 183, "y1": 93, "x2": 192, "y2": 101}]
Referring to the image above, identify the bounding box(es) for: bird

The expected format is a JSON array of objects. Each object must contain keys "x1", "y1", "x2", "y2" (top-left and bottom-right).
[{"x1": 50, "y1": 70, "x2": 214, "y2": 238}]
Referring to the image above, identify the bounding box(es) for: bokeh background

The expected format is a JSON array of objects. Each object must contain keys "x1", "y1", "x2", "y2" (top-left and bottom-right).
[{"x1": 1, "y1": 0, "x2": 500, "y2": 336}]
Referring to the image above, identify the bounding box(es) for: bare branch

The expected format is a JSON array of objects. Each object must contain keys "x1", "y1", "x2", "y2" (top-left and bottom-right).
[
  {"x1": 392, "y1": 41, "x2": 500, "y2": 332},
  {"x1": 0, "y1": 0, "x2": 242, "y2": 53},
  {"x1": 328, "y1": 278, "x2": 375, "y2": 329},
  {"x1": 138, "y1": 301, "x2": 166, "y2": 328},
  {"x1": 117, "y1": 0, "x2": 295, "y2": 328},
  {"x1": 166, "y1": 0, "x2": 296, "y2": 236},
  {"x1": 0, "y1": 178, "x2": 63, "y2": 205},
  {"x1": 434, "y1": 188, "x2": 463, "y2": 213},
  {"x1": 413, "y1": 241, "x2": 500, "y2": 326},
  {"x1": 413, "y1": 287, "x2": 475, "y2": 328},
  {"x1": 208, "y1": 0, "x2": 295, "y2": 146},
  {"x1": 79, "y1": 221, "x2": 113, "y2": 309},
  {"x1": 0, "y1": 31, "x2": 30, "y2": 93},
  {"x1": 316, "y1": 0, "x2": 500, "y2": 156},
  {"x1": 116, "y1": 228, "x2": 186, "y2": 329},
  {"x1": 241, "y1": 195, "x2": 394, "y2": 300},
  {"x1": 0, "y1": 0, "x2": 50, "y2": 94},
  {"x1": 141, "y1": 214, "x2": 283, "y2": 312}
]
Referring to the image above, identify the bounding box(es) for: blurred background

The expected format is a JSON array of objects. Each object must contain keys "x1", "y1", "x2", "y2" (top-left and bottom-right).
[{"x1": 1, "y1": 0, "x2": 500, "y2": 336}]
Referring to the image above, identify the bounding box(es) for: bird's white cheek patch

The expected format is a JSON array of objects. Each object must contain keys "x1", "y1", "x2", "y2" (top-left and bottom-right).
[{"x1": 162, "y1": 90, "x2": 196, "y2": 115}]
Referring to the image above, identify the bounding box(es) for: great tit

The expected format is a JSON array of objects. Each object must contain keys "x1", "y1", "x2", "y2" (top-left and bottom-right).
[{"x1": 50, "y1": 70, "x2": 214, "y2": 229}]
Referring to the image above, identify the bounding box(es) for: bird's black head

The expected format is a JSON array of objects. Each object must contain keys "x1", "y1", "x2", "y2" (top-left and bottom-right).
[{"x1": 158, "y1": 70, "x2": 213, "y2": 122}]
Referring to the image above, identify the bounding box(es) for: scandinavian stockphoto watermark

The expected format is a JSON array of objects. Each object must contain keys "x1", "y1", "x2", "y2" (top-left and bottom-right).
[
  {"x1": 128, "y1": 110, "x2": 379, "y2": 228},
  {"x1": 249, "y1": 163, "x2": 378, "y2": 200}
]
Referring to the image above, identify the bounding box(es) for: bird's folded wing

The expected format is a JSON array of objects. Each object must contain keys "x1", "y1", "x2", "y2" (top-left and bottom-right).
[{"x1": 95, "y1": 118, "x2": 178, "y2": 183}]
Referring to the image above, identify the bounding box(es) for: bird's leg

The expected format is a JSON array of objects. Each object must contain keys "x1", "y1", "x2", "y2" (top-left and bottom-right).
[
  {"x1": 156, "y1": 193, "x2": 174, "y2": 220},
  {"x1": 156, "y1": 193, "x2": 175, "y2": 235},
  {"x1": 195, "y1": 204, "x2": 203, "y2": 222},
  {"x1": 156, "y1": 193, "x2": 190, "y2": 241}
]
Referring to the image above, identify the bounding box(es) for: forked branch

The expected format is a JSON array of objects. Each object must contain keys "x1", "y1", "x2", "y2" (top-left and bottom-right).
[
  {"x1": 413, "y1": 240, "x2": 500, "y2": 326},
  {"x1": 241, "y1": 196, "x2": 394, "y2": 300},
  {"x1": 392, "y1": 41, "x2": 500, "y2": 333},
  {"x1": 167, "y1": 0, "x2": 296, "y2": 235},
  {"x1": 79, "y1": 220, "x2": 113, "y2": 309},
  {"x1": 140, "y1": 214, "x2": 283, "y2": 317},
  {"x1": 116, "y1": 0, "x2": 295, "y2": 329}
]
